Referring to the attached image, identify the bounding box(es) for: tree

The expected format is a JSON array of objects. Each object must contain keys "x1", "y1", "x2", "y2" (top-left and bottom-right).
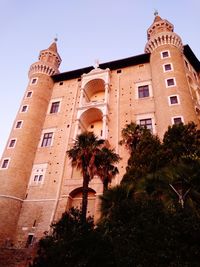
[
  {"x1": 95, "y1": 147, "x2": 121, "y2": 192},
  {"x1": 120, "y1": 122, "x2": 163, "y2": 184},
  {"x1": 30, "y1": 208, "x2": 115, "y2": 267},
  {"x1": 162, "y1": 122, "x2": 200, "y2": 164},
  {"x1": 67, "y1": 132, "x2": 105, "y2": 222},
  {"x1": 98, "y1": 188, "x2": 200, "y2": 267},
  {"x1": 99, "y1": 184, "x2": 135, "y2": 220},
  {"x1": 137, "y1": 157, "x2": 200, "y2": 212},
  {"x1": 119, "y1": 122, "x2": 147, "y2": 152}
]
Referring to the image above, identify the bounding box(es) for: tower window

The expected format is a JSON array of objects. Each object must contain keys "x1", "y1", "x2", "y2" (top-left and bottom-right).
[
  {"x1": 30, "y1": 163, "x2": 48, "y2": 186},
  {"x1": 26, "y1": 91, "x2": 32, "y2": 98},
  {"x1": 161, "y1": 50, "x2": 170, "y2": 59},
  {"x1": 41, "y1": 132, "x2": 53, "y2": 147},
  {"x1": 8, "y1": 139, "x2": 16, "y2": 148},
  {"x1": 21, "y1": 105, "x2": 28, "y2": 112},
  {"x1": 140, "y1": 118, "x2": 152, "y2": 131},
  {"x1": 163, "y1": 63, "x2": 172, "y2": 72},
  {"x1": 166, "y1": 78, "x2": 176, "y2": 87},
  {"x1": 169, "y1": 95, "x2": 179, "y2": 105},
  {"x1": 30, "y1": 78, "x2": 38, "y2": 85},
  {"x1": 1, "y1": 159, "x2": 10, "y2": 169},
  {"x1": 15, "y1": 121, "x2": 23, "y2": 129},
  {"x1": 138, "y1": 85, "x2": 149, "y2": 98},
  {"x1": 50, "y1": 101, "x2": 60, "y2": 114},
  {"x1": 172, "y1": 117, "x2": 183, "y2": 125},
  {"x1": 33, "y1": 174, "x2": 43, "y2": 182}
]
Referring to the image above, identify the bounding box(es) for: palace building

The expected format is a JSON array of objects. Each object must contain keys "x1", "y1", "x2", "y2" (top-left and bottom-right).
[{"x1": 0, "y1": 14, "x2": 200, "y2": 247}]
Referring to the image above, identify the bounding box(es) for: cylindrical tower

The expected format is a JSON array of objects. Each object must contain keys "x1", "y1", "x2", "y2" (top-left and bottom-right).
[
  {"x1": 145, "y1": 14, "x2": 198, "y2": 137},
  {"x1": 0, "y1": 41, "x2": 61, "y2": 245}
]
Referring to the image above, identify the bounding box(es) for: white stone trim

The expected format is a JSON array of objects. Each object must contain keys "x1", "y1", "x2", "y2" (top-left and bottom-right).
[
  {"x1": 161, "y1": 50, "x2": 171, "y2": 59},
  {"x1": 15, "y1": 120, "x2": 23, "y2": 129},
  {"x1": 0, "y1": 194, "x2": 23, "y2": 202},
  {"x1": 20, "y1": 104, "x2": 29, "y2": 113},
  {"x1": 171, "y1": 116, "x2": 184, "y2": 125},
  {"x1": 30, "y1": 77, "x2": 38, "y2": 85},
  {"x1": 165, "y1": 77, "x2": 176, "y2": 88},
  {"x1": 0, "y1": 158, "x2": 10, "y2": 169},
  {"x1": 163, "y1": 63, "x2": 173, "y2": 73},
  {"x1": 26, "y1": 91, "x2": 33, "y2": 98},
  {"x1": 136, "y1": 113, "x2": 156, "y2": 134},
  {"x1": 39, "y1": 128, "x2": 56, "y2": 147},
  {"x1": 28, "y1": 163, "x2": 48, "y2": 187},
  {"x1": 135, "y1": 80, "x2": 153, "y2": 99},
  {"x1": 7, "y1": 138, "x2": 17, "y2": 149},
  {"x1": 47, "y1": 98, "x2": 62, "y2": 114},
  {"x1": 168, "y1": 94, "x2": 180, "y2": 106}
]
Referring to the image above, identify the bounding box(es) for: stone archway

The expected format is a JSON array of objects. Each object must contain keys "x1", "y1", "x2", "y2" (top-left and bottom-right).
[{"x1": 68, "y1": 187, "x2": 96, "y2": 217}]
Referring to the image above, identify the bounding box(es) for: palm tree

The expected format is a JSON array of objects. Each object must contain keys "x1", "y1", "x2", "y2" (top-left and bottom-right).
[
  {"x1": 137, "y1": 158, "x2": 200, "y2": 213},
  {"x1": 67, "y1": 131, "x2": 105, "y2": 222},
  {"x1": 119, "y1": 122, "x2": 149, "y2": 152},
  {"x1": 99, "y1": 184, "x2": 135, "y2": 220},
  {"x1": 95, "y1": 147, "x2": 121, "y2": 192}
]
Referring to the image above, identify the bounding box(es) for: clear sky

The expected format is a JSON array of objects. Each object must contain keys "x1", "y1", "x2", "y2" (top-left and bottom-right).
[{"x1": 0, "y1": 0, "x2": 200, "y2": 157}]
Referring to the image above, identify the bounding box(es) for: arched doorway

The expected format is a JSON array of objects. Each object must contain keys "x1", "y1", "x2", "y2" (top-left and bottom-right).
[{"x1": 68, "y1": 187, "x2": 96, "y2": 217}]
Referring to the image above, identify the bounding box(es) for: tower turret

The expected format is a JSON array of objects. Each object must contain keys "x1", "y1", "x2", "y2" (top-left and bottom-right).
[
  {"x1": 145, "y1": 14, "x2": 198, "y2": 137},
  {"x1": 0, "y1": 41, "x2": 61, "y2": 245}
]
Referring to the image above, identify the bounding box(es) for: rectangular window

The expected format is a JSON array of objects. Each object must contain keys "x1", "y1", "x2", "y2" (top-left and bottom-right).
[
  {"x1": 8, "y1": 139, "x2": 16, "y2": 148},
  {"x1": 33, "y1": 174, "x2": 43, "y2": 182},
  {"x1": 50, "y1": 101, "x2": 60, "y2": 114},
  {"x1": 166, "y1": 78, "x2": 175, "y2": 87},
  {"x1": 140, "y1": 118, "x2": 152, "y2": 130},
  {"x1": 31, "y1": 78, "x2": 38, "y2": 85},
  {"x1": 169, "y1": 95, "x2": 179, "y2": 105},
  {"x1": 173, "y1": 117, "x2": 183, "y2": 125},
  {"x1": 164, "y1": 63, "x2": 172, "y2": 72},
  {"x1": 1, "y1": 159, "x2": 9, "y2": 169},
  {"x1": 15, "y1": 121, "x2": 22, "y2": 128},
  {"x1": 138, "y1": 85, "x2": 149, "y2": 98},
  {"x1": 26, "y1": 91, "x2": 32, "y2": 98},
  {"x1": 41, "y1": 132, "x2": 53, "y2": 147},
  {"x1": 161, "y1": 51, "x2": 170, "y2": 59},
  {"x1": 21, "y1": 105, "x2": 28, "y2": 112}
]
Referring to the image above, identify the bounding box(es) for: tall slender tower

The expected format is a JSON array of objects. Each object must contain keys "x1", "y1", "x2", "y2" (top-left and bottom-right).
[
  {"x1": 0, "y1": 42, "x2": 61, "y2": 245},
  {"x1": 145, "y1": 14, "x2": 199, "y2": 137}
]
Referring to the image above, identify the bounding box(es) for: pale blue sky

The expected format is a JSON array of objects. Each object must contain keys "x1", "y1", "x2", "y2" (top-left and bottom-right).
[{"x1": 0, "y1": 0, "x2": 200, "y2": 156}]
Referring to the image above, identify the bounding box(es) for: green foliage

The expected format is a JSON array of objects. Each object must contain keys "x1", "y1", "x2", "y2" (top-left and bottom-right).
[
  {"x1": 95, "y1": 147, "x2": 121, "y2": 191},
  {"x1": 162, "y1": 122, "x2": 200, "y2": 163},
  {"x1": 67, "y1": 131, "x2": 105, "y2": 222},
  {"x1": 120, "y1": 122, "x2": 163, "y2": 183},
  {"x1": 99, "y1": 187, "x2": 200, "y2": 267},
  {"x1": 121, "y1": 122, "x2": 200, "y2": 197},
  {"x1": 30, "y1": 208, "x2": 115, "y2": 267}
]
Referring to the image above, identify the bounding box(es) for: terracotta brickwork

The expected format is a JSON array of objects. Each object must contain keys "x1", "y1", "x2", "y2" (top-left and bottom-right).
[{"x1": 0, "y1": 15, "x2": 200, "y2": 247}]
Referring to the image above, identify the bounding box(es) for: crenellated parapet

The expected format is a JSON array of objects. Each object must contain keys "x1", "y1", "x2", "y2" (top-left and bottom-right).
[
  {"x1": 145, "y1": 31, "x2": 183, "y2": 53},
  {"x1": 28, "y1": 62, "x2": 59, "y2": 77},
  {"x1": 28, "y1": 41, "x2": 61, "y2": 78}
]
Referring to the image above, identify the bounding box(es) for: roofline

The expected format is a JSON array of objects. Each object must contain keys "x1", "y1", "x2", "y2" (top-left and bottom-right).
[
  {"x1": 52, "y1": 53, "x2": 150, "y2": 82},
  {"x1": 52, "y1": 45, "x2": 200, "y2": 82},
  {"x1": 183, "y1": 45, "x2": 200, "y2": 72}
]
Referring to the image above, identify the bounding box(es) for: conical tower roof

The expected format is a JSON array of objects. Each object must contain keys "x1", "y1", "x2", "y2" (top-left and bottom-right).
[{"x1": 48, "y1": 41, "x2": 58, "y2": 53}]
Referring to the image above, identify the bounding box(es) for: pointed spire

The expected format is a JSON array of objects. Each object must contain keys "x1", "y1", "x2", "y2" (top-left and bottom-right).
[
  {"x1": 154, "y1": 15, "x2": 162, "y2": 23},
  {"x1": 48, "y1": 41, "x2": 58, "y2": 53}
]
